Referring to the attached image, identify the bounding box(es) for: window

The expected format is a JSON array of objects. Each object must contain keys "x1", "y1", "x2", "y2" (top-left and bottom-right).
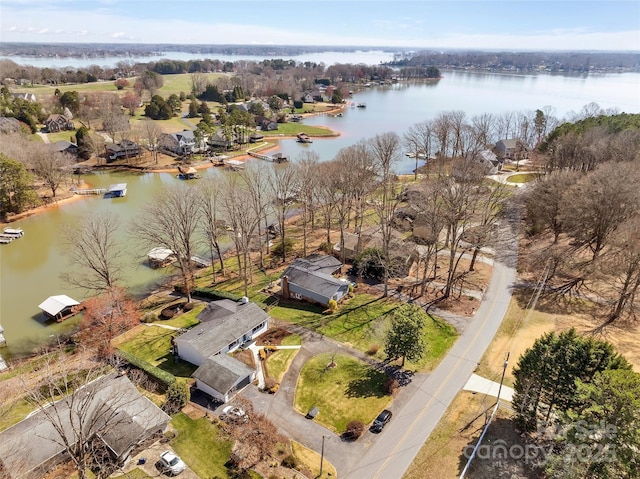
[{"x1": 252, "y1": 322, "x2": 265, "y2": 334}]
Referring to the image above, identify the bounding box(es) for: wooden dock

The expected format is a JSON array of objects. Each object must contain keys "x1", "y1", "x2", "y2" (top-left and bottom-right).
[
  {"x1": 74, "y1": 188, "x2": 107, "y2": 195},
  {"x1": 247, "y1": 151, "x2": 289, "y2": 163}
]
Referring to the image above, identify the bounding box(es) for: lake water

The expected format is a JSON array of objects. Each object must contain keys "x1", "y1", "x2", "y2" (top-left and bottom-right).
[
  {"x1": 1, "y1": 70, "x2": 639, "y2": 355},
  {"x1": 0, "y1": 50, "x2": 396, "y2": 69}
]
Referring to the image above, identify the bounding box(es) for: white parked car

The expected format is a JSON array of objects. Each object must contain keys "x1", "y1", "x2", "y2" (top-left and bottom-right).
[
  {"x1": 221, "y1": 405, "x2": 248, "y2": 423},
  {"x1": 159, "y1": 450, "x2": 186, "y2": 475}
]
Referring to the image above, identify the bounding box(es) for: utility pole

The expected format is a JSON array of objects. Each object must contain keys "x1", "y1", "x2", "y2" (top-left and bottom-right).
[{"x1": 319, "y1": 435, "x2": 328, "y2": 478}]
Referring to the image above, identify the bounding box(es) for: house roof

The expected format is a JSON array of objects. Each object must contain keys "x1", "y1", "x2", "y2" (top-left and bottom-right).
[
  {"x1": 106, "y1": 141, "x2": 138, "y2": 153},
  {"x1": 281, "y1": 265, "x2": 346, "y2": 301},
  {"x1": 177, "y1": 300, "x2": 269, "y2": 358},
  {"x1": 0, "y1": 117, "x2": 21, "y2": 132},
  {"x1": 0, "y1": 374, "x2": 170, "y2": 479},
  {"x1": 497, "y1": 139, "x2": 519, "y2": 149},
  {"x1": 172, "y1": 129, "x2": 195, "y2": 142},
  {"x1": 290, "y1": 254, "x2": 342, "y2": 275},
  {"x1": 45, "y1": 114, "x2": 69, "y2": 123},
  {"x1": 108, "y1": 183, "x2": 127, "y2": 192},
  {"x1": 52, "y1": 140, "x2": 77, "y2": 153},
  {"x1": 38, "y1": 295, "x2": 80, "y2": 316},
  {"x1": 192, "y1": 354, "x2": 255, "y2": 395}
]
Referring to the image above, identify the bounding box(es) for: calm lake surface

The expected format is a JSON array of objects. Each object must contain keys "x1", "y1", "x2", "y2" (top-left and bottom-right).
[
  {"x1": 1, "y1": 70, "x2": 639, "y2": 354},
  {"x1": 0, "y1": 50, "x2": 396, "y2": 69}
]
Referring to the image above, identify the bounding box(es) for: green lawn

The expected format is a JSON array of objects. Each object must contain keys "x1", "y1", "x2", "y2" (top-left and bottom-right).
[
  {"x1": 294, "y1": 353, "x2": 391, "y2": 433},
  {"x1": 269, "y1": 293, "x2": 458, "y2": 371},
  {"x1": 158, "y1": 73, "x2": 226, "y2": 97},
  {"x1": 117, "y1": 325, "x2": 196, "y2": 379},
  {"x1": 265, "y1": 348, "x2": 299, "y2": 383},
  {"x1": 262, "y1": 122, "x2": 336, "y2": 137},
  {"x1": 507, "y1": 172, "x2": 539, "y2": 183},
  {"x1": 0, "y1": 398, "x2": 35, "y2": 432},
  {"x1": 171, "y1": 412, "x2": 232, "y2": 479}
]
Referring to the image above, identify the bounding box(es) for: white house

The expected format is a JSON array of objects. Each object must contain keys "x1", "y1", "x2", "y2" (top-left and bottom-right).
[
  {"x1": 175, "y1": 298, "x2": 269, "y2": 402},
  {"x1": 160, "y1": 129, "x2": 197, "y2": 155}
]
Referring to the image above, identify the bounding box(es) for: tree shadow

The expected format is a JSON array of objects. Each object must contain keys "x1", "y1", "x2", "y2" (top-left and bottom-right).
[{"x1": 344, "y1": 366, "x2": 388, "y2": 399}]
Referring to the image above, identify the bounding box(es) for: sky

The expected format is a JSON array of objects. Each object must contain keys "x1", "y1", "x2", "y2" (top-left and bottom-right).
[{"x1": 1, "y1": 0, "x2": 639, "y2": 51}]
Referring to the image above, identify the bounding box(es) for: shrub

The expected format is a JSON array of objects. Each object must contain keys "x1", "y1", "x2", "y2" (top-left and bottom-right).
[
  {"x1": 263, "y1": 377, "x2": 279, "y2": 393},
  {"x1": 384, "y1": 377, "x2": 400, "y2": 395},
  {"x1": 343, "y1": 420, "x2": 365, "y2": 440},
  {"x1": 366, "y1": 343, "x2": 380, "y2": 356},
  {"x1": 259, "y1": 349, "x2": 267, "y2": 361},
  {"x1": 117, "y1": 350, "x2": 176, "y2": 386},
  {"x1": 163, "y1": 381, "x2": 191, "y2": 414},
  {"x1": 141, "y1": 312, "x2": 158, "y2": 323},
  {"x1": 327, "y1": 299, "x2": 338, "y2": 311},
  {"x1": 271, "y1": 237, "x2": 294, "y2": 258},
  {"x1": 281, "y1": 455, "x2": 298, "y2": 469},
  {"x1": 318, "y1": 242, "x2": 333, "y2": 254},
  {"x1": 191, "y1": 287, "x2": 242, "y2": 302},
  {"x1": 160, "y1": 308, "x2": 175, "y2": 320},
  {"x1": 183, "y1": 302, "x2": 194, "y2": 311}
]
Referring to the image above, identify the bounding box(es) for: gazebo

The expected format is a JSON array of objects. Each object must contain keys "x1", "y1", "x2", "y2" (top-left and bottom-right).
[{"x1": 38, "y1": 295, "x2": 80, "y2": 322}]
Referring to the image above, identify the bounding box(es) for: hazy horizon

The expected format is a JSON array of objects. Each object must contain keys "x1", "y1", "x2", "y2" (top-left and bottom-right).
[{"x1": 1, "y1": 1, "x2": 638, "y2": 52}]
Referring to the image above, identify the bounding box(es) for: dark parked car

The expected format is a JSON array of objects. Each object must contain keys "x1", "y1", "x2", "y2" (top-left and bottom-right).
[{"x1": 370, "y1": 409, "x2": 392, "y2": 433}]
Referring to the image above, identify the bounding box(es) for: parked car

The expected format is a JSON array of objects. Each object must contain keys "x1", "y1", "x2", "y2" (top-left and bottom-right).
[
  {"x1": 221, "y1": 405, "x2": 248, "y2": 423},
  {"x1": 370, "y1": 409, "x2": 392, "y2": 433},
  {"x1": 159, "y1": 450, "x2": 186, "y2": 475}
]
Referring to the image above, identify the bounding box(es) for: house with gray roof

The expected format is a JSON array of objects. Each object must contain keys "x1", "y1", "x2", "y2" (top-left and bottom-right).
[
  {"x1": 160, "y1": 129, "x2": 197, "y2": 155},
  {"x1": 280, "y1": 255, "x2": 349, "y2": 307},
  {"x1": 0, "y1": 373, "x2": 169, "y2": 479},
  {"x1": 174, "y1": 298, "x2": 269, "y2": 402}
]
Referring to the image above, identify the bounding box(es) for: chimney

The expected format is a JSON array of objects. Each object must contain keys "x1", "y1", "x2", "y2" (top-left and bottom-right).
[{"x1": 281, "y1": 276, "x2": 290, "y2": 299}]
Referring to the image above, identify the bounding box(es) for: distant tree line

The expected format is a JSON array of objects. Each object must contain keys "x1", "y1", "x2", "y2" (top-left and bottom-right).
[{"x1": 389, "y1": 50, "x2": 640, "y2": 73}]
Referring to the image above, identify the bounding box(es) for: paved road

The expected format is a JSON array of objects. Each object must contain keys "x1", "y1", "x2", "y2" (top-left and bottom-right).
[{"x1": 342, "y1": 207, "x2": 519, "y2": 479}]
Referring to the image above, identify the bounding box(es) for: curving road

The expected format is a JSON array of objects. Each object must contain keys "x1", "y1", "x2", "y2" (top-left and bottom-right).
[{"x1": 342, "y1": 206, "x2": 519, "y2": 479}]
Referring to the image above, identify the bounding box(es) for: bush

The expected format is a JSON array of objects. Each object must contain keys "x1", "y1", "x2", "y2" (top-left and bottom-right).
[
  {"x1": 183, "y1": 302, "x2": 194, "y2": 311},
  {"x1": 141, "y1": 312, "x2": 158, "y2": 323},
  {"x1": 118, "y1": 350, "x2": 176, "y2": 386},
  {"x1": 384, "y1": 377, "x2": 400, "y2": 395},
  {"x1": 263, "y1": 377, "x2": 279, "y2": 393},
  {"x1": 281, "y1": 454, "x2": 298, "y2": 469},
  {"x1": 190, "y1": 287, "x2": 243, "y2": 302},
  {"x1": 163, "y1": 381, "x2": 191, "y2": 414},
  {"x1": 160, "y1": 308, "x2": 175, "y2": 319},
  {"x1": 318, "y1": 242, "x2": 333, "y2": 254},
  {"x1": 271, "y1": 237, "x2": 294, "y2": 258},
  {"x1": 366, "y1": 343, "x2": 380, "y2": 356},
  {"x1": 259, "y1": 349, "x2": 267, "y2": 361},
  {"x1": 327, "y1": 299, "x2": 338, "y2": 311},
  {"x1": 343, "y1": 420, "x2": 365, "y2": 440}
]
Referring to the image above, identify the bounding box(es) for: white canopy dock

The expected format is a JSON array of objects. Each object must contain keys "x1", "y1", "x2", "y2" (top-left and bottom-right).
[
  {"x1": 147, "y1": 247, "x2": 176, "y2": 268},
  {"x1": 38, "y1": 295, "x2": 80, "y2": 322}
]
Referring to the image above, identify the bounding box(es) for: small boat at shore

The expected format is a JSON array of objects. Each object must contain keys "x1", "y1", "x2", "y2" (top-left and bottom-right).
[
  {"x1": 3, "y1": 227, "x2": 24, "y2": 237},
  {"x1": 297, "y1": 133, "x2": 313, "y2": 143}
]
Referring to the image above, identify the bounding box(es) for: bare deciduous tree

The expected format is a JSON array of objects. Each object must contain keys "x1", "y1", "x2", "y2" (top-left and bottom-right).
[
  {"x1": 29, "y1": 143, "x2": 74, "y2": 198},
  {"x1": 295, "y1": 151, "x2": 321, "y2": 257},
  {"x1": 138, "y1": 118, "x2": 163, "y2": 164},
  {"x1": 268, "y1": 162, "x2": 300, "y2": 264},
  {"x1": 61, "y1": 211, "x2": 125, "y2": 292},
  {"x1": 197, "y1": 177, "x2": 226, "y2": 282},
  {"x1": 133, "y1": 185, "x2": 201, "y2": 301},
  {"x1": 369, "y1": 132, "x2": 402, "y2": 296},
  {"x1": 219, "y1": 174, "x2": 260, "y2": 296}
]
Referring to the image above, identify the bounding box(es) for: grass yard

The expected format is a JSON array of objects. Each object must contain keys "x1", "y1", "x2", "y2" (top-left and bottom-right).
[
  {"x1": 265, "y1": 348, "x2": 299, "y2": 383},
  {"x1": 294, "y1": 353, "x2": 391, "y2": 434},
  {"x1": 506, "y1": 172, "x2": 538, "y2": 183},
  {"x1": 262, "y1": 122, "x2": 336, "y2": 137},
  {"x1": 270, "y1": 293, "x2": 458, "y2": 372},
  {"x1": 0, "y1": 397, "x2": 35, "y2": 432},
  {"x1": 153, "y1": 304, "x2": 204, "y2": 328},
  {"x1": 116, "y1": 325, "x2": 196, "y2": 379},
  {"x1": 113, "y1": 469, "x2": 151, "y2": 479},
  {"x1": 158, "y1": 73, "x2": 226, "y2": 97},
  {"x1": 171, "y1": 412, "x2": 232, "y2": 479},
  {"x1": 292, "y1": 441, "x2": 337, "y2": 479}
]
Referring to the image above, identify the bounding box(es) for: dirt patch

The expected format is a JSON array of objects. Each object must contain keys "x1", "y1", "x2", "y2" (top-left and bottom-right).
[
  {"x1": 232, "y1": 349, "x2": 255, "y2": 369},
  {"x1": 405, "y1": 391, "x2": 537, "y2": 479},
  {"x1": 257, "y1": 327, "x2": 294, "y2": 346}
]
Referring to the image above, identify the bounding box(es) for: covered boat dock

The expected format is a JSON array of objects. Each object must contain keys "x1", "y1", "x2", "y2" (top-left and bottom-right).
[{"x1": 38, "y1": 295, "x2": 81, "y2": 322}]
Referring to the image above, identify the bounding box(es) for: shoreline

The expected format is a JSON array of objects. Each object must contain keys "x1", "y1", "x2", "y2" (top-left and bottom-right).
[{"x1": 3, "y1": 107, "x2": 345, "y2": 224}]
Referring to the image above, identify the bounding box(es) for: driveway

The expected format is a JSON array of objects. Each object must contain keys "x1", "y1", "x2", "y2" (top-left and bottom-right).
[
  {"x1": 114, "y1": 441, "x2": 200, "y2": 479},
  {"x1": 342, "y1": 203, "x2": 520, "y2": 479}
]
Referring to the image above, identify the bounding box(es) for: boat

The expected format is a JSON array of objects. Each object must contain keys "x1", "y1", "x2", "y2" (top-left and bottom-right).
[
  {"x1": 3, "y1": 227, "x2": 24, "y2": 237},
  {"x1": 105, "y1": 183, "x2": 127, "y2": 198},
  {"x1": 176, "y1": 166, "x2": 201, "y2": 180},
  {"x1": 225, "y1": 159, "x2": 245, "y2": 171},
  {"x1": 297, "y1": 133, "x2": 313, "y2": 143},
  {"x1": 356, "y1": 103, "x2": 367, "y2": 108}
]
